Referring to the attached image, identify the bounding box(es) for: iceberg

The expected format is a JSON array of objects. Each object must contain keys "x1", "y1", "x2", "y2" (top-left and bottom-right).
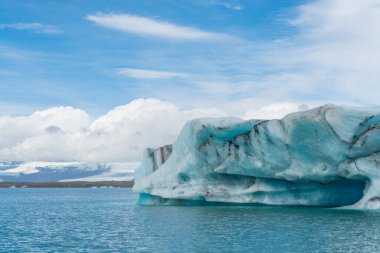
[{"x1": 133, "y1": 105, "x2": 380, "y2": 209}]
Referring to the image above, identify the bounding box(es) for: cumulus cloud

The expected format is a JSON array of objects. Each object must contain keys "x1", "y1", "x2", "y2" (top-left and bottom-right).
[
  {"x1": 116, "y1": 68, "x2": 186, "y2": 79},
  {"x1": 0, "y1": 23, "x2": 61, "y2": 34},
  {"x1": 0, "y1": 99, "x2": 312, "y2": 162},
  {"x1": 0, "y1": 107, "x2": 90, "y2": 148},
  {"x1": 86, "y1": 13, "x2": 227, "y2": 40},
  {"x1": 0, "y1": 99, "x2": 225, "y2": 162}
]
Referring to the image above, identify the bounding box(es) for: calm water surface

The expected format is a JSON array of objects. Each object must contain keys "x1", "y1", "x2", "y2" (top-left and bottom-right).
[{"x1": 0, "y1": 188, "x2": 379, "y2": 252}]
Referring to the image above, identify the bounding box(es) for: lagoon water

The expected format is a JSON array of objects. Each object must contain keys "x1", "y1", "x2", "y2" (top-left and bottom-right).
[{"x1": 1, "y1": 188, "x2": 379, "y2": 253}]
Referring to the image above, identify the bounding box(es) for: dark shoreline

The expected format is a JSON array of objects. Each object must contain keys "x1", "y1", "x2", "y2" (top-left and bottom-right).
[{"x1": 0, "y1": 180, "x2": 134, "y2": 188}]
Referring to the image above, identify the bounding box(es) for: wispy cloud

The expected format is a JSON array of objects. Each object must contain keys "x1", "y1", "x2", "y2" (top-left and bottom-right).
[
  {"x1": 0, "y1": 44, "x2": 49, "y2": 61},
  {"x1": 213, "y1": 1, "x2": 243, "y2": 11},
  {"x1": 177, "y1": 0, "x2": 380, "y2": 109},
  {"x1": 116, "y1": 68, "x2": 187, "y2": 79},
  {"x1": 86, "y1": 13, "x2": 227, "y2": 40},
  {"x1": 277, "y1": 0, "x2": 380, "y2": 105},
  {"x1": 0, "y1": 23, "x2": 61, "y2": 34}
]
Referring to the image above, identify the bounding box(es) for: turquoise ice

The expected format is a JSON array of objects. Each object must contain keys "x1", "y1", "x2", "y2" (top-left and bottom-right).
[{"x1": 133, "y1": 105, "x2": 380, "y2": 209}]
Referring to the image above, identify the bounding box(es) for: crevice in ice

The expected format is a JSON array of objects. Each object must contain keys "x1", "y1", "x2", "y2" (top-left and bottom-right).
[
  {"x1": 147, "y1": 144, "x2": 172, "y2": 172},
  {"x1": 353, "y1": 115, "x2": 380, "y2": 143}
]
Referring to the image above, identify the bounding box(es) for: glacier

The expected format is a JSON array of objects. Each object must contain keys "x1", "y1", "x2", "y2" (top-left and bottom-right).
[{"x1": 133, "y1": 104, "x2": 380, "y2": 209}]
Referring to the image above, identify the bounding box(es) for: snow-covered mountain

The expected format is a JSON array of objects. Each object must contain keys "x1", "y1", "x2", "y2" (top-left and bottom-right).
[{"x1": 0, "y1": 161, "x2": 137, "y2": 182}]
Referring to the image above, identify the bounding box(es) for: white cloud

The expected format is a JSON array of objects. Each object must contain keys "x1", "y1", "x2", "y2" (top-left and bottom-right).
[
  {"x1": 0, "y1": 108, "x2": 90, "y2": 162},
  {"x1": 116, "y1": 68, "x2": 186, "y2": 79},
  {"x1": 0, "y1": 99, "x2": 225, "y2": 162},
  {"x1": 213, "y1": 1, "x2": 243, "y2": 11},
  {"x1": 86, "y1": 13, "x2": 227, "y2": 40},
  {"x1": 145, "y1": 0, "x2": 380, "y2": 109},
  {"x1": 0, "y1": 98, "x2": 319, "y2": 163},
  {"x1": 0, "y1": 23, "x2": 61, "y2": 34},
  {"x1": 3, "y1": 0, "x2": 380, "y2": 163},
  {"x1": 277, "y1": 0, "x2": 380, "y2": 105},
  {"x1": 244, "y1": 103, "x2": 309, "y2": 120}
]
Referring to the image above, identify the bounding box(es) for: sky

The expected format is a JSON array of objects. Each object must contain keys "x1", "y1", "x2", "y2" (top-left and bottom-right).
[{"x1": 1, "y1": 0, "x2": 380, "y2": 162}]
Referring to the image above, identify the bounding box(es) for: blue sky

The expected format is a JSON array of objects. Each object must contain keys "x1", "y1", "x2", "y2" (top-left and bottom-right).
[
  {"x1": 1, "y1": 0, "x2": 380, "y2": 162},
  {"x1": 1, "y1": 0, "x2": 313, "y2": 115},
  {"x1": 1, "y1": 0, "x2": 380, "y2": 116}
]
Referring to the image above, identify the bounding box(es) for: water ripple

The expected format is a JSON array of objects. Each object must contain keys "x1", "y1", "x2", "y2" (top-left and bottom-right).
[{"x1": 1, "y1": 188, "x2": 380, "y2": 253}]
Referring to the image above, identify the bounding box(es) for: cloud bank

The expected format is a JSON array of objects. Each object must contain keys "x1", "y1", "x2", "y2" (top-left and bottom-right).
[
  {"x1": 0, "y1": 99, "x2": 302, "y2": 163},
  {"x1": 0, "y1": 99, "x2": 223, "y2": 162}
]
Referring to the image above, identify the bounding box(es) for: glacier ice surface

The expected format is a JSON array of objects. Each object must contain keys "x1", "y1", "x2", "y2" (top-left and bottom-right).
[{"x1": 133, "y1": 105, "x2": 380, "y2": 209}]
